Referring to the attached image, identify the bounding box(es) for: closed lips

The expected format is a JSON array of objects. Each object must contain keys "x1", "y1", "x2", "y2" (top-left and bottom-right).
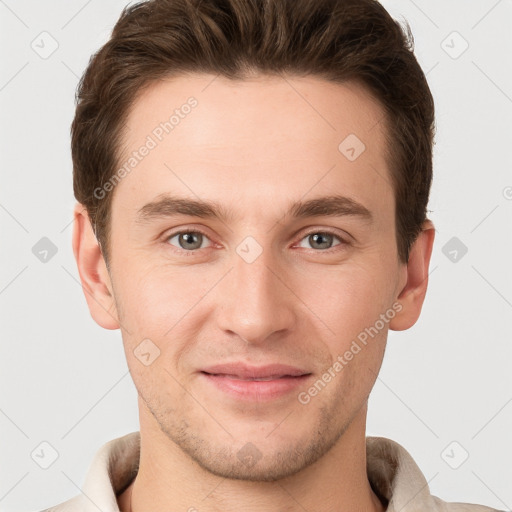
[
  {"x1": 200, "y1": 363, "x2": 311, "y2": 380},
  {"x1": 203, "y1": 373, "x2": 306, "y2": 381}
]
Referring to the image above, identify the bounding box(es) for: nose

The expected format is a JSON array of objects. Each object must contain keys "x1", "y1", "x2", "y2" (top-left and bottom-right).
[{"x1": 215, "y1": 244, "x2": 296, "y2": 345}]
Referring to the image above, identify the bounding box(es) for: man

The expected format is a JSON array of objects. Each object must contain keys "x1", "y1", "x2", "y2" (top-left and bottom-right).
[{"x1": 43, "y1": 0, "x2": 500, "y2": 510}]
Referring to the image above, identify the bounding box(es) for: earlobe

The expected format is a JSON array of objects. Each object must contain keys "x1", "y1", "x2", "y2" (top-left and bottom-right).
[
  {"x1": 389, "y1": 220, "x2": 436, "y2": 331},
  {"x1": 72, "y1": 202, "x2": 120, "y2": 330}
]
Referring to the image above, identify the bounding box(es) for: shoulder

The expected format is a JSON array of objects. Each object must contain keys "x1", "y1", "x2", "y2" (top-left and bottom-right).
[
  {"x1": 33, "y1": 431, "x2": 140, "y2": 512},
  {"x1": 430, "y1": 495, "x2": 505, "y2": 512},
  {"x1": 366, "y1": 436, "x2": 504, "y2": 512},
  {"x1": 35, "y1": 494, "x2": 88, "y2": 512}
]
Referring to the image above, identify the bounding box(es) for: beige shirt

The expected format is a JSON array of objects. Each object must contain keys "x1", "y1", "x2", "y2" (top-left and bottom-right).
[{"x1": 40, "y1": 431, "x2": 501, "y2": 512}]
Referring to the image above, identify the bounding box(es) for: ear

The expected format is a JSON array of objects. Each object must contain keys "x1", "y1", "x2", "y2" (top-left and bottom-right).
[
  {"x1": 389, "y1": 219, "x2": 435, "y2": 331},
  {"x1": 72, "y1": 202, "x2": 120, "y2": 330}
]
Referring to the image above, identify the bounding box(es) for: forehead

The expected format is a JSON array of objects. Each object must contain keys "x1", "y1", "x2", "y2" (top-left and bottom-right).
[
  {"x1": 123, "y1": 72, "x2": 387, "y2": 150},
  {"x1": 114, "y1": 73, "x2": 392, "y2": 223}
]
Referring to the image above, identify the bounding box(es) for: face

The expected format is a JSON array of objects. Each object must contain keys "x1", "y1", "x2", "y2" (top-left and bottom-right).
[{"x1": 103, "y1": 73, "x2": 408, "y2": 480}]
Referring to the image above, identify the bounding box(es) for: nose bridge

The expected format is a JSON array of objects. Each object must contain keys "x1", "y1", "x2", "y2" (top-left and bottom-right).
[{"x1": 216, "y1": 240, "x2": 294, "y2": 343}]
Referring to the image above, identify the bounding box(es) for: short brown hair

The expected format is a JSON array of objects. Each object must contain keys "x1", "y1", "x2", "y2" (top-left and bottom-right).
[{"x1": 71, "y1": 0, "x2": 435, "y2": 266}]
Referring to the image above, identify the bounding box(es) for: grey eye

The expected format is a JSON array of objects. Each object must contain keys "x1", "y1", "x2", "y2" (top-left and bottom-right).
[
  {"x1": 167, "y1": 231, "x2": 209, "y2": 251},
  {"x1": 298, "y1": 232, "x2": 342, "y2": 250}
]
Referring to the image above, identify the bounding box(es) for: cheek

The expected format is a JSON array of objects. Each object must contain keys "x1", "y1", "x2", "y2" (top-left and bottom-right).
[
  {"x1": 298, "y1": 263, "x2": 394, "y2": 333},
  {"x1": 113, "y1": 259, "x2": 201, "y2": 334},
  {"x1": 295, "y1": 263, "x2": 394, "y2": 390}
]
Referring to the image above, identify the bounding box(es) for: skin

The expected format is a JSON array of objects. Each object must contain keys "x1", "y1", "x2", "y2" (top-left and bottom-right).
[{"x1": 73, "y1": 73, "x2": 435, "y2": 512}]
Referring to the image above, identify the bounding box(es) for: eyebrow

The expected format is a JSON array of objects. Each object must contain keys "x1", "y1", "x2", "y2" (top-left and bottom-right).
[{"x1": 135, "y1": 194, "x2": 373, "y2": 225}]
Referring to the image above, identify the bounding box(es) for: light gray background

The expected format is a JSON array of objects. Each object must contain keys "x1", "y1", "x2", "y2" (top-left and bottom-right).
[{"x1": 1, "y1": 1, "x2": 511, "y2": 511}]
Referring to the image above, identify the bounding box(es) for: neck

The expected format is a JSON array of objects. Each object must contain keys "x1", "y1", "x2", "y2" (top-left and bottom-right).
[{"x1": 118, "y1": 402, "x2": 385, "y2": 512}]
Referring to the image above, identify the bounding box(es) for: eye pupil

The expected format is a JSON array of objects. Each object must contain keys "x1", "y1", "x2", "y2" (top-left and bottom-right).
[
  {"x1": 309, "y1": 232, "x2": 333, "y2": 250},
  {"x1": 180, "y1": 232, "x2": 202, "y2": 250}
]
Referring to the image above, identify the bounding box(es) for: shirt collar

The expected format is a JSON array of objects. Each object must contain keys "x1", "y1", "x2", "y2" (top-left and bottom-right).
[{"x1": 65, "y1": 432, "x2": 440, "y2": 512}]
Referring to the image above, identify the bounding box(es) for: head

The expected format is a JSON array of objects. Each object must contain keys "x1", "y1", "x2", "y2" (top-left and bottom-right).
[{"x1": 72, "y1": 0, "x2": 435, "y2": 481}]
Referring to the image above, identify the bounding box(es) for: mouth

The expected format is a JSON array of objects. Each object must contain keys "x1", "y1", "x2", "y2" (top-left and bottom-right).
[
  {"x1": 200, "y1": 362, "x2": 311, "y2": 379},
  {"x1": 199, "y1": 363, "x2": 312, "y2": 401},
  {"x1": 201, "y1": 373, "x2": 303, "y2": 381}
]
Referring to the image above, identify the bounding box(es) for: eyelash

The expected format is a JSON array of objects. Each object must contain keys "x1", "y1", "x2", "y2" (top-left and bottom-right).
[{"x1": 162, "y1": 228, "x2": 349, "y2": 256}]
